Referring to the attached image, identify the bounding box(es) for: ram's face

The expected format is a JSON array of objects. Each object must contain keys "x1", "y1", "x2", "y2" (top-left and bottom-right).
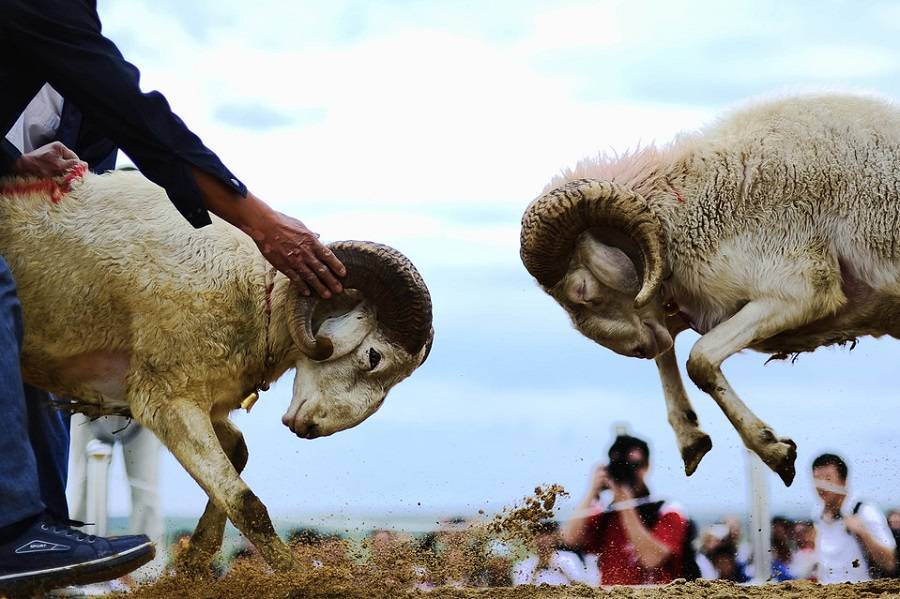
[
  {"x1": 282, "y1": 299, "x2": 429, "y2": 439},
  {"x1": 551, "y1": 235, "x2": 672, "y2": 359}
]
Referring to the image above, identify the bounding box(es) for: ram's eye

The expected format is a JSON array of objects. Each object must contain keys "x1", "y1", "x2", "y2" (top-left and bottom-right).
[{"x1": 368, "y1": 348, "x2": 382, "y2": 370}]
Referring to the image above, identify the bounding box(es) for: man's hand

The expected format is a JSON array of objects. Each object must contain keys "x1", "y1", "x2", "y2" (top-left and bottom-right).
[
  {"x1": 844, "y1": 515, "x2": 865, "y2": 536},
  {"x1": 13, "y1": 141, "x2": 84, "y2": 178},
  {"x1": 845, "y1": 514, "x2": 899, "y2": 573},
  {"x1": 589, "y1": 464, "x2": 611, "y2": 498},
  {"x1": 610, "y1": 479, "x2": 635, "y2": 504},
  {"x1": 248, "y1": 210, "x2": 346, "y2": 298},
  {"x1": 190, "y1": 167, "x2": 346, "y2": 298}
]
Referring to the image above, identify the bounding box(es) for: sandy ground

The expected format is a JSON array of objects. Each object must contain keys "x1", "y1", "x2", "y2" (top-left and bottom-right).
[
  {"x1": 124, "y1": 575, "x2": 900, "y2": 599},
  {"x1": 120, "y1": 486, "x2": 900, "y2": 598}
]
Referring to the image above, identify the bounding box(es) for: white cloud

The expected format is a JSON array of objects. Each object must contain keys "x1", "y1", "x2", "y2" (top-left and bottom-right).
[
  {"x1": 101, "y1": 3, "x2": 716, "y2": 212},
  {"x1": 523, "y1": 3, "x2": 625, "y2": 50}
]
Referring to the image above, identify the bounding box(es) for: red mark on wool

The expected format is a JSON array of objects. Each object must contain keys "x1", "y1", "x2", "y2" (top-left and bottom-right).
[
  {"x1": 666, "y1": 179, "x2": 685, "y2": 203},
  {"x1": 62, "y1": 163, "x2": 87, "y2": 190},
  {"x1": 0, "y1": 162, "x2": 87, "y2": 204}
]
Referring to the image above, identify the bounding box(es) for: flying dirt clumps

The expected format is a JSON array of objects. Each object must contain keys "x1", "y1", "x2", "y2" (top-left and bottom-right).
[
  {"x1": 125, "y1": 484, "x2": 570, "y2": 599},
  {"x1": 487, "y1": 484, "x2": 568, "y2": 541}
]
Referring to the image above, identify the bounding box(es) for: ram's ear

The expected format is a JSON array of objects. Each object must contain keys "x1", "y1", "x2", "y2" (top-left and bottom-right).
[
  {"x1": 316, "y1": 302, "x2": 375, "y2": 360},
  {"x1": 578, "y1": 235, "x2": 640, "y2": 296}
]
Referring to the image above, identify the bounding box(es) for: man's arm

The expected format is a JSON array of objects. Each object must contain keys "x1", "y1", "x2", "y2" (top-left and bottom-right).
[
  {"x1": 611, "y1": 483, "x2": 678, "y2": 570},
  {"x1": 617, "y1": 505, "x2": 673, "y2": 569},
  {"x1": 1, "y1": 1, "x2": 344, "y2": 296},
  {"x1": 1, "y1": 1, "x2": 239, "y2": 226},
  {"x1": 561, "y1": 465, "x2": 606, "y2": 549},
  {"x1": 191, "y1": 168, "x2": 345, "y2": 297},
  {"x1": 845, "y1": 512, "x2": 897, "y2": 574}
]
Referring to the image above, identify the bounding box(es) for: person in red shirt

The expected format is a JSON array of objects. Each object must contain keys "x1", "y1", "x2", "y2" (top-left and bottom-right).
[{"x1": 562, "y1": 435, "x2": 689, "y2": 585}]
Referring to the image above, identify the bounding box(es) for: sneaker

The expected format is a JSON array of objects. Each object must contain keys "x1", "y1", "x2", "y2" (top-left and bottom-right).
[{"x1": 0, "y1": 513, "x2": 154, "y2": 594}]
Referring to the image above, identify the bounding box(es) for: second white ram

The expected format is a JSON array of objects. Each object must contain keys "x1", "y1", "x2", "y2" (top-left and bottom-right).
[{"x1": 521, "y1": 94, "x2": 900, "y2": 485}]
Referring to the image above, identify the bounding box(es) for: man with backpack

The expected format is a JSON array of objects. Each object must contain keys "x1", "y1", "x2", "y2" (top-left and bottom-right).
[
  {"x1": 811, "y1": 453, "x2": 896, "y2": 583},
  {"x1": 562, "y1": 434, "x2": 699, "y2": 584}
]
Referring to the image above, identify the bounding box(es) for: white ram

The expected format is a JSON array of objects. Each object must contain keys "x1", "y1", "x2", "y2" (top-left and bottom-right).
[
  {"x1": 0, "y1": 169, "x2": 433, "y2": 570},
  {"x1": 520, "y1": 94, "x2": 900, "y2": 485}
]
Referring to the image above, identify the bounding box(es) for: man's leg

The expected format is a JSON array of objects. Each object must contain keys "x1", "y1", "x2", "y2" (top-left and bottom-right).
[
  {"x1": 25, "y1": 387, "x2": 70, "y2": 521},
  {"x1": 0, "y1": 260, "x2": 155, "y2": 593},
  {"x1": 0, "y1": 257, "x2": 44, "y2": 530}
]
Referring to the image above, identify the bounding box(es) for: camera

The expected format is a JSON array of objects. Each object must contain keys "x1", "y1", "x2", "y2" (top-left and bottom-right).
[
  {"x1": 605, "y1": 434, "x2": 649, "y2": 488},
  {"x1": 607, "y1": 458, "x2": 640, "y2": 487}
]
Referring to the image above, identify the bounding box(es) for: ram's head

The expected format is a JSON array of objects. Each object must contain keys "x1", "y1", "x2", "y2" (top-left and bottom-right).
[
  {"x1": 282, "y1": 241, "x2": 433, "y2": 438},
  {"x1": 520, "y1": 178, "x2": 672, "y2": 359}
]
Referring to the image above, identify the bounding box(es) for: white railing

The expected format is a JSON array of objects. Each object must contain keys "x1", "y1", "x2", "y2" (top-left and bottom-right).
[
  {"x1": 747, "y1": 449, "x2": 772, "y2": 583},
  {"x1": 83, "y1": 439, "x2": 113, "y2": 536}
]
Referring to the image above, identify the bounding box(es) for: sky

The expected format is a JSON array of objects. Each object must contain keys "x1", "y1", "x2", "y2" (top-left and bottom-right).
[{"x1": 89, "y1": 0, "x2": 900, "y2": 527}]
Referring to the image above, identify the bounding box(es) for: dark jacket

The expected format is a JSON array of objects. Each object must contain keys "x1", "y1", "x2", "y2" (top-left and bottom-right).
[
  {"x1": 55, "y1": 100, "x2": 117, "y2": 174},
  {"x1": 0, "y1": 0, "x2": 245, "y2": 227}
]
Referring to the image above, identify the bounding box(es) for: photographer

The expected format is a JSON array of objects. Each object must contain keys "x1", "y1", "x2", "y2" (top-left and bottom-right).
[{"x1": 561, "y1": 435, "x2": 690, "y2": 584}]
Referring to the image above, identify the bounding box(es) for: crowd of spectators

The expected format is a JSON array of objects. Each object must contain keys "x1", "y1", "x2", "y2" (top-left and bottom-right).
[
  {"x1": 157, "y1": 510, "x2": 900, "y2": 590},
  {"x1": 159, "y1": 502, "x2": 897, "y2": 591},
  {"x1": 156, "y1": 445, "x2": 899, "y2": 590},
  {"x1": 696, "y1": 505, "x2": 899, "y2": 584}
]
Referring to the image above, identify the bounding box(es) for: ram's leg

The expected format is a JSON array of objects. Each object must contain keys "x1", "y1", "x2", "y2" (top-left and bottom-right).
[
  {"x1": 655, "y1": 348, "x2": 712, "y2": 476},
  {"x1": 139, "y1": 401, "x2": 294, "y2": 571},
  {"x1": 177, "y1": 419, "x2": 249, "y2": 573},
  {"x1": 686, "y1": 300, "x2": 811, "y2": 486}
]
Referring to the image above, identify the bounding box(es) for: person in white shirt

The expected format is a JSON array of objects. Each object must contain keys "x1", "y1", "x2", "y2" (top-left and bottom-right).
[
  {"x1": 512, "y1": 521, "x2": 595, "y2": 587},
  {"x1": 811, "y1": 453, "x2": 896, "y2": 583}
]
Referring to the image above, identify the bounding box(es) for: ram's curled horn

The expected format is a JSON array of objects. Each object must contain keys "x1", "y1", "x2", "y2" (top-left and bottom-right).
[
  {"x1": 289, "y1": 298, "x2": 336, "y2": 361},
  {"x1": 519, "y1": 178, "x2": 666, "y2": 308},
  {"x1": 291, "y1": 241, "x2": 433, "y2": 360}
]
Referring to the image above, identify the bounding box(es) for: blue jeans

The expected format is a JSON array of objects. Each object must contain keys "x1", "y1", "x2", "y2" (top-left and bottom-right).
[{"x1": 0, "y1": 256, "x2": 69, "y2": 528}]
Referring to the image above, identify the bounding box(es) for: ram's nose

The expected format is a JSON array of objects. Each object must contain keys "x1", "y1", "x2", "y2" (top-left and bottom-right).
[
  {"x1": 630, "y1": 346, "x2": 651, "y2": 359},
  {"x1": 630, "y1": 338, "x2": 658, "y2": 359},
  {"x1": 292, "y1": 421, "x2": 321, "y2": 439},
  {"x1": 282, "y1": 398, "x2": 308, "y2": 429}
]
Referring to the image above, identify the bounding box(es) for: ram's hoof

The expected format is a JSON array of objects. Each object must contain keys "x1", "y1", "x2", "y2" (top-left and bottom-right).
[
  {"x1": 682, "y1": 433, "x2": 713, "y2": 476},
  {"x1": 266, "y1": 548, "x2": 297, "y2": 573},
  {"x1": 760, "y1": 437, "x2": 797, "y2": 486}
]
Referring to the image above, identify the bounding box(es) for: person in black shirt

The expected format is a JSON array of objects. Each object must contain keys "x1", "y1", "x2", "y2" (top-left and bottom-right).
[{"x1": 0, "y1": 1, "x2": 345, "y2": 592}]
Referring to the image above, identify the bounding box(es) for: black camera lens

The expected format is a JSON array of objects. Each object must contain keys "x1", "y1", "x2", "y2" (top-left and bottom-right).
[{"x1": 607, "y1": 459, "x2": 639, "y2": 486}]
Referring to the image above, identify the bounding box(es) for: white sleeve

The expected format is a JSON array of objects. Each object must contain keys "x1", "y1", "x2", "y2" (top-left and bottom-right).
[
  {"x1": 6, "y1": 84, "x2": 64, "y2": 154},
  {"x1": 860, "y1": 504, "x2": 896, "y2": 549},
  {"x1": 511, "y1": 557, "x2": 536, "y2": 586},
  {"x1": 582, "y1": 553, "x2": 601, "y2": 587},
  {"x1": 5, "y1": 112, "x2": 25, "y2": 153},
  {"x1": 556, "y1": 551, "x2": 589, "y2": 584}
]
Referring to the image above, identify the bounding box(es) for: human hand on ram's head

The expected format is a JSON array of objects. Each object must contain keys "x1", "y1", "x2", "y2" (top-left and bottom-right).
[
  {"x1": 520, "y1": 178, "x2": 673, "y2": 360},
  {"x1": 281, "y1": 241, "x2": 433, "y2": 439}
]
